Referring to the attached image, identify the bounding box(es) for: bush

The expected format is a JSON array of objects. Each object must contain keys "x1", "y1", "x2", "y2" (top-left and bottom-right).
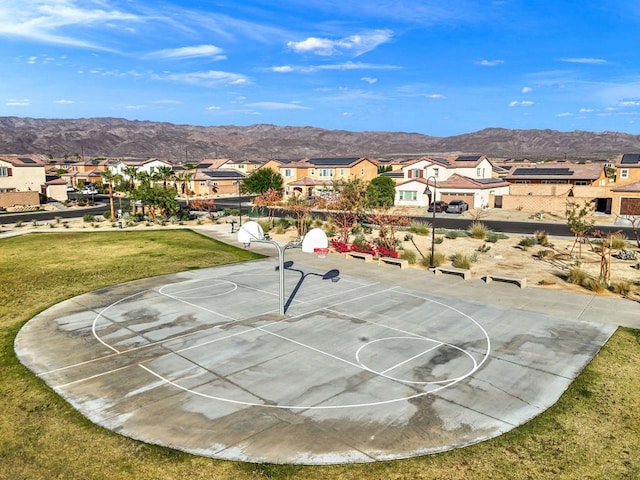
[
  {"x1": 445, "y1": 230, "x2": 468, "y2": 240},
  {"x1": 610, "y1": 233, "x2": 628, "y2": 250},
  {"x1": 435, "y1": 236, "x2": 444, "y2": 244},
  {"x1": 450, "y1": 252, "x2": 472, "y2": 269},
  {"x1": 535, "y1": 249, "x2": 555, "y2": 259},
  {"x1": 468, "y1": 221, "x2": 489, "y2": 239},
  {"x1": 408, "y1": 222, "x2": 430, "y2": 235},
  {"x1": 257, "y1": 219, "x2": 271, "y2": 233},
  {"x1": 611, "y1": 280, "x2": 632, "y2": 296},
  {"x1": 421, "y1": 251, "x2": 446, "y2": 268},
  {"x1": 400, "y1": 250, "x2": 417, "y2": 264},
  {"x1": 486, "y1": 231, "x2": 508, "y2": 243},
  {"x1": 476, "y1": 243, "x2": 491, "y2": 253},
  {"x1": 83, "y1": 214, "x2": 96, "y2": 223},
  {"x1": 534, "y1": 230, "x2": 549, "y2": 246},
  {"x1": 519, "y1": 237, "x2": 537, "y2": 249},
  {"x1": 567, "y1": 267, "x2": 588, "y2": 286},
  {"x1": 582, "y1": 276, "x2": 606, "y2": 293},
  {"x1": 275, "y1": 217, "x2": 293, "y2": 229},
  {"x1": 103, "y1": 211, "x2": 111, "y2": 220}
]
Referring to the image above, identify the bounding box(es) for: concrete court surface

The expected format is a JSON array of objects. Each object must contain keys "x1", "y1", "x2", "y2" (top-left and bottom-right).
[{"x1": 15, "y1": 229, "x2": 636, "y2": 465}]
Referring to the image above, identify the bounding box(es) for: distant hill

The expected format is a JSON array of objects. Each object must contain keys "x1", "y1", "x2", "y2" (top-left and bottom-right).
[{"x1": 1, "y1": 116, "x2": 638, "y2": 161}]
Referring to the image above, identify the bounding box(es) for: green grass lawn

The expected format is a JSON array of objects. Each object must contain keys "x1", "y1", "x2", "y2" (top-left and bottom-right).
[{"x1": 1, "y1": 230, "x2": 639, "y2": 480}]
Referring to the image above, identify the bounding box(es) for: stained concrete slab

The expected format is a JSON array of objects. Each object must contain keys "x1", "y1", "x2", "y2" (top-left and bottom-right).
[{"x1": 15, "y1": 230, "x2": 634, "y2": 465}]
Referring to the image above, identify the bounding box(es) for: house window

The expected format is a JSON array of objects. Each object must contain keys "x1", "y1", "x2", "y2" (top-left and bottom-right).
[
  {"x1": 400, "y1": 191, "x2": 417, "y2": 201},
  {"x1": 284, "y1": 168, "x2": 293, "y2": 177},
  {"x1": 620, "y1": 169, "x2": 629, "y2": 179},
  {"x1": 361, "y1": 168, "x2": 365, "y2": 176},
  {"x1": 409, "y1": 169, "x2": 421, "y2": 178},
  {"x1": 574, "y1": 180, "x2": 589, "y2": 186},
  {"x1": 340, "y1": 168, "x2": 345, "y2": 176},
  {"x1": 319, "y1": 168, "x2": 334, "y2": 178},
  {"x1": 0, "y1": 167, "x2": 12, "y2": 177},
  {"x1": 433, "y1": 168, "x2": 439, "y2": 178},
  {"x1": 310, "y1": 168, "x2": 315, "y2": 175}
]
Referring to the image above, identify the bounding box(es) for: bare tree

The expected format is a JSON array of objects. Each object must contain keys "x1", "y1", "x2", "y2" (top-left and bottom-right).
[{"x1": 615, "y1": 214, "x2": 640, "y2": 247}]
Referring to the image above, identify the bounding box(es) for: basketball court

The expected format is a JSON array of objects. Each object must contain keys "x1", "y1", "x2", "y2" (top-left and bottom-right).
[{"x1": 15, "y1": 229, "x2": 620, "y2": 465}]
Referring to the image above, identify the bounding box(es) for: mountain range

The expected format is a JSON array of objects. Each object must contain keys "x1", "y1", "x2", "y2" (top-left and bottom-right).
[{"x1": 1, "y1": 116, "x2": 639, "y2": 162}]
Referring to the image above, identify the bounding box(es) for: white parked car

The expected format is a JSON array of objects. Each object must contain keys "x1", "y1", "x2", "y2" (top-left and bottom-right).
[{"x1": 81, "y1": 186, "x2": 97, "y2": 195}]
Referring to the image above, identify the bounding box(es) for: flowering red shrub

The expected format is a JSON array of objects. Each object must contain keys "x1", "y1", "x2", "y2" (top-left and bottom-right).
[{"x1": 330, "y1": 238, "x2": 398, "y2": 257}]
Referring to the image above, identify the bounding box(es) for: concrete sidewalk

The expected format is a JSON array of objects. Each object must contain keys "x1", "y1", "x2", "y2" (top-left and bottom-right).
[{"x1": 14, "y1": 222, "x2": 640, "y2": 464}]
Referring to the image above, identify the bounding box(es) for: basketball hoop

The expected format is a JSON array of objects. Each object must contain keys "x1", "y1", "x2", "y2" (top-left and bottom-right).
[{"x1": 314, "y1": 247, "x2": 329, "y2": 259}]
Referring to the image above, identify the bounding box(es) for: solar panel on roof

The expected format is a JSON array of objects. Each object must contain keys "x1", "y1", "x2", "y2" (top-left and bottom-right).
[
  {"x1": 19, "y1": 157, "x2": 36, "y2": 163},
  {"x1": 456, "y1": 155, "x2": 481, "y2": 162},
  {"x1": 309, "y1": 157, "x2": 359, "y2": 166},
  {"x1": 621, "y1": 154, "x2": 640, "y2": 165},
  {"x1": 512, "y1": 168, "x2": 573, "y2": 176}
]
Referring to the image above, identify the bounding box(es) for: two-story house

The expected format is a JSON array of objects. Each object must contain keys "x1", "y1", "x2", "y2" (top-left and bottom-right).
[
  {"x1": 395, "y1": 155, "x2": 510, "y2": 209},
  {"x1": 611, "y1": 154, "x2": 640, "y2": 215},
  {"x1": 0, "y1": 155, "x2": 48, "y2": 207},
  {"x1": 261, "y1": 157, "x2": 379, "y2": 198}
]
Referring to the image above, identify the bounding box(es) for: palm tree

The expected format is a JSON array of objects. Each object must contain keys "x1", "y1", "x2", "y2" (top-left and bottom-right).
[
  {"x1": 153, "y1": 165, "x2": 175, "y2": 189},
  {"x1": 100, "y1": 170, "x2": 120, "y2": 220},
  {"x1": 178, "y1": 163, "x2": 196, "y2": 207}
]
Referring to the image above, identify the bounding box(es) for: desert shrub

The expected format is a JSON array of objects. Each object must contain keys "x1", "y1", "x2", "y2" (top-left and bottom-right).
[
  {"x1": 312, "y1": 217, "x2": 324, "y2": 228},
  {"x1": 103, "y1": 211, "x2": 111, "y2": 220},
  {"x1": 15, "y1": 221, "x2": 23, "y2": 227},
  {"x1": 468, "y1": 221, "x2": 489, "y2": 239},
  {"x1": 519, "y1": 237, "x2": 537, "y2": 249},
  {"x1": 450, "y1": 252, "x2": 472, "y2": 269},
  {"x1": 272, "y1": 225, "x2": 286, "y2": 234},
  {"x1": 470, "y1": 252, "x2": 479, "y2": 262},
  {"x1": 435, "y1": 236, "x2": 444, "y2": 244},
  {"x1": 610, "y1": 280, "x2": 632, "y2": 296},
  {"x1": 408, "y1": 222, "x2": 430, "y2": 235},
  {"x1": 535, "y1": 249, "x2": 555, "y2": 259},
  {"x1": 534, "y1": 230, "x2": 549, "y2": 246},
  {"x1": 421, "y1": 251, "x2": 446, "y2": 267},
  {"x1": 476, "y1": 243, "x2": 491, "y2": 253},
  {"x1": 83, "y1": 214, "x2": 96, "y2": 223},
  {"x1": 275, "y1": 217, "x2": 293, "y2": 229},
  {"x1": 567, "y1": 267, "x2": 588, "y2": 285},
  {"x1": 445, "y1": 230, "x2": 468, "y2": 240},
  {"x1": 485, "y1": 232, "x2": 508, "y2": 243},
  {"x1": 257, "y1": 219, "x2": 271, "y2": 233},
  {"x1": 582, "y1": 276, "x2": 606, "y2": 292},
  {"x1": 610, "y1": 233, "x2": 629, "y2": 250},
  {"x1": 400, "y1": 250, "x2": 417, "y2": 264}
]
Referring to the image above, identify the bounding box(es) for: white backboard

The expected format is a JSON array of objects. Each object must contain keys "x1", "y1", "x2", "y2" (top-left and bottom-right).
[
  {"x1": 238, "y1": 221, "x2": 264, "y2": 245},
  {"x1": 301, "y1": 228, "x2": 328, "y2": 253}
]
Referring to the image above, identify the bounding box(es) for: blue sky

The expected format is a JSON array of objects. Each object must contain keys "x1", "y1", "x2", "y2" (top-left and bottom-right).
[{"x1": 1, "y1": 0, "x2": 640, "y2": 136}]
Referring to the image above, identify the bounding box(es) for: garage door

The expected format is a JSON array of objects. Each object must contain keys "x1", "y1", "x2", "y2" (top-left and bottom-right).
[
  {"x1": 441, "y1": 193, "x2": 475, "y2": 208},
  {"x1": 620, "y1": 197, "x2": 640, "y2": 215}
]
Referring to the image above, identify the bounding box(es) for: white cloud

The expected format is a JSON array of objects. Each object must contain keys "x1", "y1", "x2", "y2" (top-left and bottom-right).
[
  {"x1": 125, "y1": 105, "x2": 143, "y2": 110},
  {"x1": 6, "y1": 98, "x2": 30, "y2": 106},
  {"x1": 148, "y1": 45, "x2": 226, "y2": 60},
  {"x1": 560, "y1": 57, "x2": 607, "y2": 64},
  {"x1": 476, "y1": 59, "x2": 504, "y2": 67},
  {"x1": 153, "y1": 99, "x2": 182, "y2": 105},
  {"x1": 426, "y1": 93, "x2": 445, "y2": 99},
  {"x1": 521, "y1": 86, "x2": 532, "y2": 93},
  {"x1": 341, "y1": 112, "x2": 353, "y2": 117},
  {"x1": 247, "y1": 102, "x2": 310, "y2": 110},
  {"x1": 155, "y1": 70, "x2": 251, "y2": 87},
  {"x1": 272, "y1": 65, "x2": 294, "y2": 73},
  {"x1": 508, "y1": 100, "x2": 534, "y2": 107},
  {"x1": 579, "y1": 108, "x2": 593, "y2": 113},
  {"x1": 317, "y1": 61, "x2": 400, "y2": 71},
  {"x1": 206, "y1": 105, "x2": 221, "y2": 110},
  {"x1": 0, "y1": 0, "x2": 141, "y2": 50},
  {"x1": 556, "y1": 112, "x2": 573, "y2": 117},
  {"x1": 287, "y1": 29, "x2": 392, "y2": 57},
  {"x1": 361, "y1": 76, "x2": 377, "y2": 84},
  {"x1": 54, "y1": 99, "x2": 74, "y2": 104},
  {"x1": 619, "y1": 100, "x2": 640, "y2": 107}
]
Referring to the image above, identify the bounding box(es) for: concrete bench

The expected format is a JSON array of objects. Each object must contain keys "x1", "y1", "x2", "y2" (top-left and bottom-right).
[
  {"x1": 433, "y1": 266, "x2": 471, "y2": 280},
  {"x1": 344, "y1": 251, "x2": 374, "y2": 263},
  {"x1": 484, "y1": 274, "x2": 527, "y2": 288},
  {"x1": 378, "y1": 256, "x2": 409, "y2": 269}
]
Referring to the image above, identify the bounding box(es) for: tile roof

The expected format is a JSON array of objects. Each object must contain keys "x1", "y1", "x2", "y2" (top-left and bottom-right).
[
  {"x1": 0, "y1": 155, "x2": 46, "y2": 166},
  {"x1": 612, "y1": 181, "x2": 640, "y2": 192}
]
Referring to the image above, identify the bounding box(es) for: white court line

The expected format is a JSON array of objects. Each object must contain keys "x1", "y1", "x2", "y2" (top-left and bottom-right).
[
  {"x1": 381, "y1": 342, "x2": 442, "y2": 375},
  {"x1": 54, "y1": 365, "x2": 133, "y2": 389}
]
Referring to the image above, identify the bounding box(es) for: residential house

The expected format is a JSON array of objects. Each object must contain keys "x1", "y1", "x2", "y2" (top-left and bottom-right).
[
  {"x1": 261, "y1": 157, "x2": 379, "y2": 198},
  {"x1": 611, "y1": 154, "x2": 640, "y2": 215},
  {"x1": 503, "y1": 161, "x2": 612, "y2": 214},
  {"x1": 395, "y1": 155, "x2": 509, "y2": 209},
  {"x1": 62, "y1": 157, "x2": 109, "y2": 187},
  {"x1": 0, "y1": 155, "x2": 47, "y2": 207}
]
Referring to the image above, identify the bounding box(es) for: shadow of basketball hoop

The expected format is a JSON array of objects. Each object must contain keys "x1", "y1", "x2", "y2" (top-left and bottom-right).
[{"x1": 275, "y1": 261, "x2": 340, "y2": 313}]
